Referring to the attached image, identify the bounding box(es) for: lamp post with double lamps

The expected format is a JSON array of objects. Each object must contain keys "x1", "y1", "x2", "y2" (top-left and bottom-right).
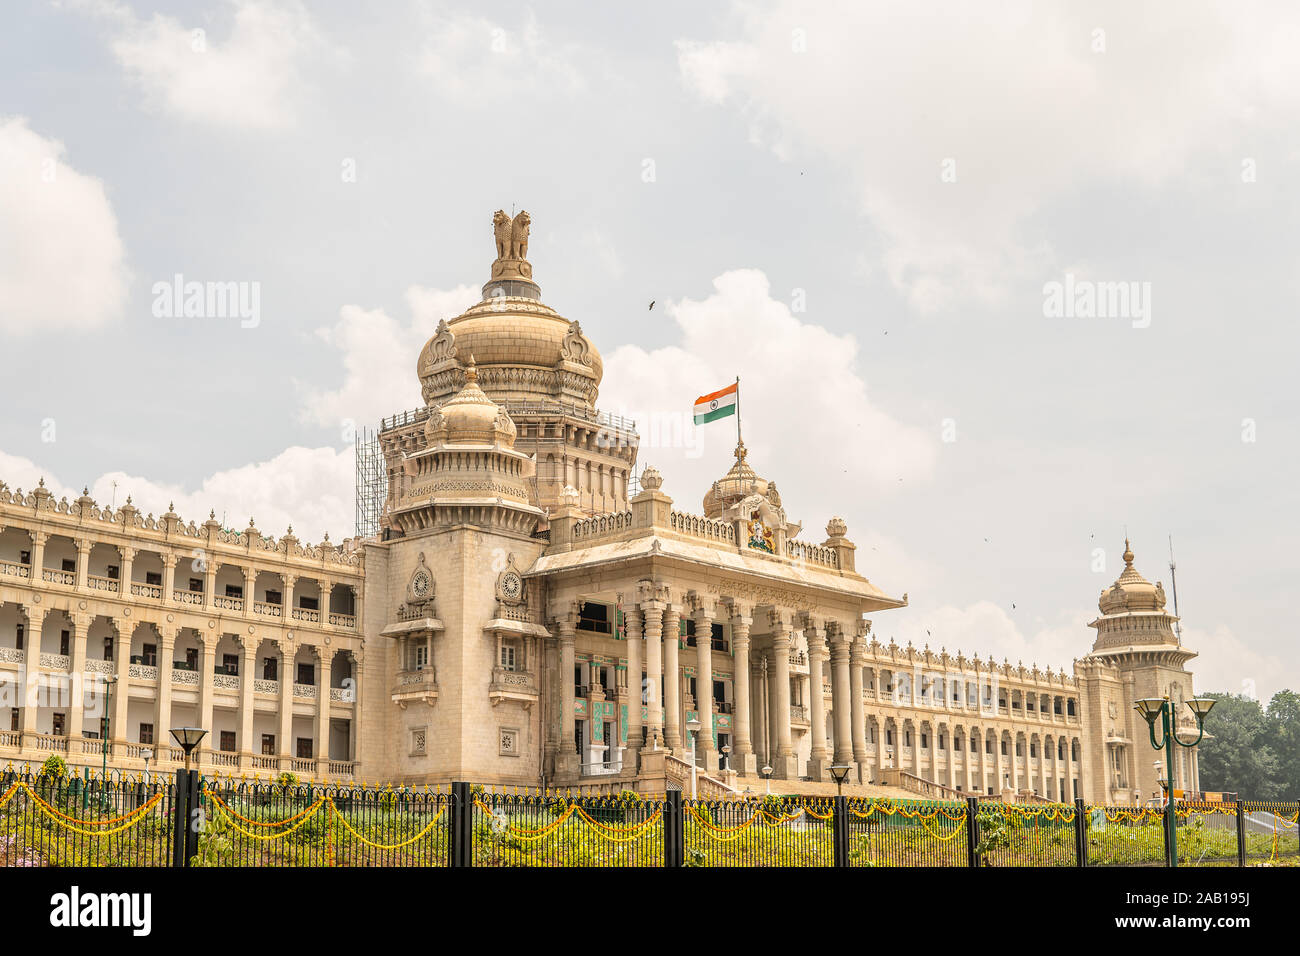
[
  {"x1": 686, "y1": 717, "x2": 702, "y2": 799},
  {"x1": 1134, "y1": 696, "x2": 1215, "y2": 867}
]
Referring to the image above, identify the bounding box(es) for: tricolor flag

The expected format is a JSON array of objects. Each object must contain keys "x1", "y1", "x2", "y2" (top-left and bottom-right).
[{"x1": 693, "y1": 382, "x2": 738, "y2": 425}]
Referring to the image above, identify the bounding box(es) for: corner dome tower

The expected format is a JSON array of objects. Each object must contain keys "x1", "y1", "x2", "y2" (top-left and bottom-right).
[{"x1": 1087, "y1": 539, "x2": 1192, "y2": 662}]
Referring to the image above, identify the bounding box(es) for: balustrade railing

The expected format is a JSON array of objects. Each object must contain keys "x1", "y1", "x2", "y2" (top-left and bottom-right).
[
  {"x1": 131, "y1": 582, "x2": 162, "y2": 599},
  {"x1": 213, "y1": 595, "x2": 244, "y2": 611},
  {"x1": 253, "y1": 601, "x2": 282, "y2": 618},
  {"x1": 42, "y1": 569, "x2": 74, "y2": 586},
  {"x1": 172, "y1": 589, "x2": 204, "y2": 605},
  {"x1": 0, "y1": 647, "x2": 24, "y2": 665},
  {"x1": 291, "y1": 607, "x2": 320, "y2": 623},
  {"x1": 39, "y1": 653, "x2": 71, "y2": 671},
  {"x1": 0, "y1": 560, "x2": 31, "y2": 580},
  {"x1": 86, "y1": 574, "x2": 119, "y2": 593},
  {"x1": 293, "y1": 683, "x2": 317, "y2": 699}
]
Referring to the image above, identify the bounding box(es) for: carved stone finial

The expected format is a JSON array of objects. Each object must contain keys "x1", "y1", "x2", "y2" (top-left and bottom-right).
[
  {"x1": 640, "y1": 465, "x2": 663, "y2": 491},
  {"x1": 826, "y1": 516, "x2": 847, "y2": 538}
]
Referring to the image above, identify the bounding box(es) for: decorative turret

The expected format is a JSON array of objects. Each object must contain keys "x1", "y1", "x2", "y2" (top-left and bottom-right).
[{"x1": 1087, "y1": 539, "x2": 1191, "y2": 660}]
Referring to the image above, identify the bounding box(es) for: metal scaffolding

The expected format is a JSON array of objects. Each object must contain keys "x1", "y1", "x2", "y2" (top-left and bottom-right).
[{"x1": 355, "y1": 425, "x2": 386, "y2": 540}]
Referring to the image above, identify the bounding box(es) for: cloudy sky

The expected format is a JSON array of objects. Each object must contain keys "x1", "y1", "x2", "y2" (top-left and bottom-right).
[{"x1": 1, "y1": 1, "x2": 1296, "y2": 699}]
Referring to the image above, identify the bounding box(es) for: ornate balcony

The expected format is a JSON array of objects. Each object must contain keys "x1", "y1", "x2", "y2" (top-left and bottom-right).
[
  {"x1": 86, "y1": 574, "x2": 119, "y2": 594},
  {"x1": 391, "y1": 667, "x2": 438, "y2": 708},
  {"x1": 253, "y1": 678, "x2": 279, "y2": 695},
  {"x1": 213, "y1": 595, "x2": 244, "y2": 612},
  {"x1": 172, "y1": 589, "x2": 204, "y2": 606},
  {"x1": 42, "y1": 569, "x2": 74, "y2": 586},
  {"x1": 292, "y1": 682, "x2": 316, "y2": 699},
  {"x1": 0, "y1": 647, "x2": 24, "y2": 666},
  {"x1": 0, "y1": 560, "x2": 31, "y2": 581},
  {"x1": 328, "y1": 612, "x2": 356, "y2": 628},
  {"x1": 39, "y1": 653, "x2": 71, "y2": 671},
  {"x1": 790, "y1": 704, "x2": 810, "y2": 725},
  {"x1": 253, "y1": 601, "x2": 282, "y2": 618},
  {"x1": 291, "y1": 607, "x2": 320, "y2": 624},
  {"x1": 131, "y1": 582, "x2": 162, "y2": 599},
  {"x1": 489, "y1": 666, "x2": 539, "y2": 708}
]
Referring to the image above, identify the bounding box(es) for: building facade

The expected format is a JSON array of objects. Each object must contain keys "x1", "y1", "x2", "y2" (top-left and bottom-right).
[{"x1": 0, "y1": 210, "x2": 1203, "y2": 804}]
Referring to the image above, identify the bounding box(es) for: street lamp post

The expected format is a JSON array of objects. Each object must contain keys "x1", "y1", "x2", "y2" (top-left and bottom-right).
[
  {"x1": 1134, "y1": 696, "x2": 1215, "y2": 868},
  {"x1": 99, "y1": 675, "x2": 118, "y2": 781},
  {"x1": 686, "y1": 717, "x2": 702, "y2": 799},
  {"x1": 829, "y1": 764, "x2": 851, "y2": 798},
  {"x1": 761, "y1": 764, "x2": 773, "y2": 795},
  {"x1": 170, "y1": 727, "x2": 208, "y2": 773}
]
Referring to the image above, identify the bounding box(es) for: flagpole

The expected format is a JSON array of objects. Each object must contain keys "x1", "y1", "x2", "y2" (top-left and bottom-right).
[{"x1": 735, "y1": 375, "x2": 742, "y2": 447}]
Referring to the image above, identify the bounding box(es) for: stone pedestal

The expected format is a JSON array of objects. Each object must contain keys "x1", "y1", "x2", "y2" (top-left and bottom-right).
[
  {"x1": 771, "y1": 754, "x2": 799, "y2": 780},
  {"x1": 805, "y1": 756, "x2": 830, "y2": 782},
  {"x1": 636, "y1": 747, "x2": 668, "y2": 795}
]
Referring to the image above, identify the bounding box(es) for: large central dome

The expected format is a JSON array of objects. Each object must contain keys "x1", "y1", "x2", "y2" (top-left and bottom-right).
[{"x1": 416, "y1": 209, "x2": 603, "y2": 408}]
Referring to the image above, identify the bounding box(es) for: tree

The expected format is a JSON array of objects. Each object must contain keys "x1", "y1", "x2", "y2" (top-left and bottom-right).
[
  {"x1": 1196, "y1": 693, "x2": 1281, "y2": 799},
  {"x1": 1265, "y1": 689, "x2": 1300, "y2": 798}
]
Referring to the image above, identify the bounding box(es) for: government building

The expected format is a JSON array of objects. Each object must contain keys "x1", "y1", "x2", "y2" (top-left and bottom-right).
[{"x1": 0, "y1": 210, "x2": 1205, "y2": 805}]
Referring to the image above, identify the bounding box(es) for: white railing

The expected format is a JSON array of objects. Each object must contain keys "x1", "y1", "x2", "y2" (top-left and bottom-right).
[
  {"x1": 84, "y1": 658, "x2": 113, "y2": 675},
  {"x1": 291, "y1": 607, "x2": 320, "y2": 623},
  {"x1": 208, "y1": 751, "x2": 240, "y2": 768},
  {"x1": 40, "y1": 653, "x2": 72, "y2": 670},
  {"x1": 790, "y1": 704, "x2": 809, "y2": 723},
  {"x1": 786, "y1": 539, "x2": 839, "y2": 568},
  {"x1": 329, "y1": 687, "x2": 354, "y2": 702},
  {"x1": 213, "y1": 596, "x2": 244, "y2": 611},
  {"x1": 251, "y1": 754, "x2": 278, "y2": 770},
  {"x1": 253, "y1": 679, "x2": 279, "y2": 695},
  {"x1": 131, "y1": 582, "x2": 162, "y2": 599},
  {"x1": 86, "y1": 574, "x2": 119, "y2": 593},
  {"x1": 0, "y1": 647, "x2": 24, "y2": 664},
  {"x1": 328, "y1": 612, "x2": 356, "y2": 628},
  {"x1": 42, "y1": 569, "x2": 74, "y2": 586},
  {"x1": 128, "y1": 663, "x2": 158, "y2": 681},
  {"x1": 253, "y1": 601, "x2": 282, "y2": 618},
  {"x1": 213, "y1": 674, "x2": 240, "y2": 691},
  {"x1": 328, "y1": 760, "x2": 355, "y2": 776},
  {"x1": 172, "y1": 590, "x2": 204, "y2": 605},
  {"x1": 0, "y1": 730, "x2": 21, "y2": 747},
  {"x1": 172, "y1": 668, "x2": 199, "y2": 685},
  {"x1": 291, "y1": 758, "x2": 315, "y2": 774},
  {"x1": 0, "y1": 561, "x2": 31, "y2": 580},
  {"x1": 293, "y1": 683, "x2": 317, "y2": 699}
]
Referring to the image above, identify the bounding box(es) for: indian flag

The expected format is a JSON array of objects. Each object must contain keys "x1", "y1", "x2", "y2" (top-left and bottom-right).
[{"x1": 693, "y1": 382, "x2": 738, "y2": 425}]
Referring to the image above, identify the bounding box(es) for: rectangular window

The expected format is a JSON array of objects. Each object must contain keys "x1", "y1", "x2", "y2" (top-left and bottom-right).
[
  {"x1": 222, "y1": 654, "x2": 238, "y2": 675},
  {"x1": 139, "y1": 723, "x2": 154, "y2": 745},
  {"x1": 412, "y1": 644, "x2": 428, "y2": 672},
  {"x1": 500, "y1": 644, "x2": 517, "y2": 671},
  {"x1": 263, "y1": 658, "x2": 278, "y2": 680},
  {"x1": 297, "y1": 662, "x2": 314, "y2": 685},
  {"x1": 61, "y1": 558, "x2": 76, "y2": 573},
  {"x1": 576, "y1": 601, "x2": 612, "y2": 634},
  {"x1": 59, "y1": 630, "x2": 69, "y2": 656},
  {"x1": 886, "y1": 729, "x2": 893, "y2": 745},
  {"x1": 185, "y1": 647, "x2": 198, "y2": 670},
  {"x1": 188, "y1": 577, "x2": 202, "y2": 592},
  {"x1": 684, "y1": 619, "x2": 697, "y2": 647},
  {"x1": 106, "y1": 565, "x2": 119, "y2": 580},
  {"x1": 265, "y1": 588, "x2": 282, "y2": 605},
  {"x1": 225, "y1": 584, "x2": 243, "y2": 598},
  {"x1": 710, "y1": 622, "x2": 727, "y2": 651},
  {"x1": 10, "y1": 709, "x2": 17, "y2": 732},
  {"x1": 146, "y1": 571, "x2": 162, "y2": 585},
  {"x1": 261, "y1": 734, "x2": 276, "y2": 755},
  {"x1": 15, "y1": 624, "x2": 23, "y2": 650},
  {"x1": 142, "y1": 644, "x2": 157, "y2": 667},
  {"x1": 103, "y1": 637, "x2": 113, "y2": 661},
  {"x1": 296, "y1": 738, "x2": 313, "y2": 759},
  {"x1": 220, "y1": 731, "x2": 236, "y2": 752},
  {"x1": 713, "y1": 680, "x2": 725, "y2": 706},
  {"x1": 299, "y1": 595, "x2": 319, "y2": 611},
  {"x1": 19, "y1": 550, "x2": 30, "y2": 565},
  {"x1": 52, "y1": 713, "x2": 65, "y2": 736}
]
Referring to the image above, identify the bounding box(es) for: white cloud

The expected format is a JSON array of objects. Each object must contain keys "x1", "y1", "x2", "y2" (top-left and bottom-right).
[
  {"x1": 601, "y1": 268, "x2": 935, "y2": 528},
  {"x1": 677, "y1": 2, "x2": 1300, "y2": 311},
  {"x1": 416, "y1": 8, "x2": 585, "y2": 100},
  {"x1": 93, "y1": 0, "x2": 334, "y2": 128},
  {"x1": 1182, "y1": 623, "x2": 1290, "y2": 702},
  {"x1": 0, "y1": 445, "x2": 352, "y2": 545},
  {"x1": 0, "y1": 116, "x2": 130, "y2": 334},
  {"x1": 297, "y1": 283, "x2": 480, "y2": 432}
]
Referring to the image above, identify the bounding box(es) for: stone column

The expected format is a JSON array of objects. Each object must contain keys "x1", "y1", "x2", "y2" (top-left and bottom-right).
[
  {"x1": 663, "y1": 604, "x2": 681, "y2": 753},
  {"x1": 543, "y1": 635, "x2": 558, "y2": 772},
  {"x1": 850, "y1": 636, "x2": 868, "y2": 778},
  {"x1": 242, "y1": 567, "x2": 256, "y2": 618},
  {"x1": 30, "y1": 532, "x2": 47, "y2": 586},
  {"x1": 161, "y1": 553, "x2": 177, "y2": 603},
  {"x1": 112, "y1": 618, "x2": 130, "y2": 749},
  {"x1": 17, "y1": 608, "x2": 43, "y2": 744},
  {"x1": 556, "y1": 614, "x2": 579, "y2": 776},
  {"x1": 119, "y1": 547, "x2": 135, "y2": 599},
  {"x1": 282, "y1": 574, "x2": 297, "y2": 621},
  {"x1": 803, "y1": 618, "x2": 829, "y2": 781},
  {"x1": 828, "y1": 625, "x2": 853, "y2": 766},
  {"x1": 692, "y1": 599, "x2": 717, "y2": 771},
  {"x1": 198, "y1": 635, "x2": 216, "y2": 753},
  {"x1": 321, "y1": 580, "x2": 334, "y2": 626},
  {"x1": 623, "y1": 606, "x2": 643, "y2": 767},
  {"x1": 278, "y1": 640, "x2": 294, "y2": 769},
  {"x1": 204, "y1": 559, "x2": 218, "y2": 610},
  {"x1": 155, "y1": 627, "x2": 176, "y2": 752},
  {"x1": 239, "y1": 636, "x2": 255, "y2": 770},
  {"x1": 768, "y1": 611, "x2": 796, "y2": 779},
  {"x1": 67, "y1": 614, "x2": 88, "y2": 740},
  {"x1": 640, "y1": 593, "x2": 665, "y2": 749},
  {"x1": 74, "y1": 537, "x2": 91, "y2": 590},
  {"x1": 730, "y1": 608, "x2": 756, "y2": 774},
  {"x1": 765, "y1": 655, "x2": 778, "y2": 769},
  {"x1": 349, "y1": 650, "x2": 364, "y2": 773},
  {"x1": 314, "y1": 646, "x2": 330, "y2": 777}
]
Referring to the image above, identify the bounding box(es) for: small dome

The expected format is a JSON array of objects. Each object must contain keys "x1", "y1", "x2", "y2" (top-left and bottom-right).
[
  {"x1": 425, "y1": 356, "x2": 517, "y2": 447},
  {"x1": 702, "y1": 440, "x2": 769, "y2": 518},
  {"x1": 1098, "y1": 539, "x2": 1167, "y2": 614}
]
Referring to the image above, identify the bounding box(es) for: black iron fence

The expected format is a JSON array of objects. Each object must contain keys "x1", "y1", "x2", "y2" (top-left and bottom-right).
[{"x1": 2, "y1": 768, "x2": 1295, "y2": 867}]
